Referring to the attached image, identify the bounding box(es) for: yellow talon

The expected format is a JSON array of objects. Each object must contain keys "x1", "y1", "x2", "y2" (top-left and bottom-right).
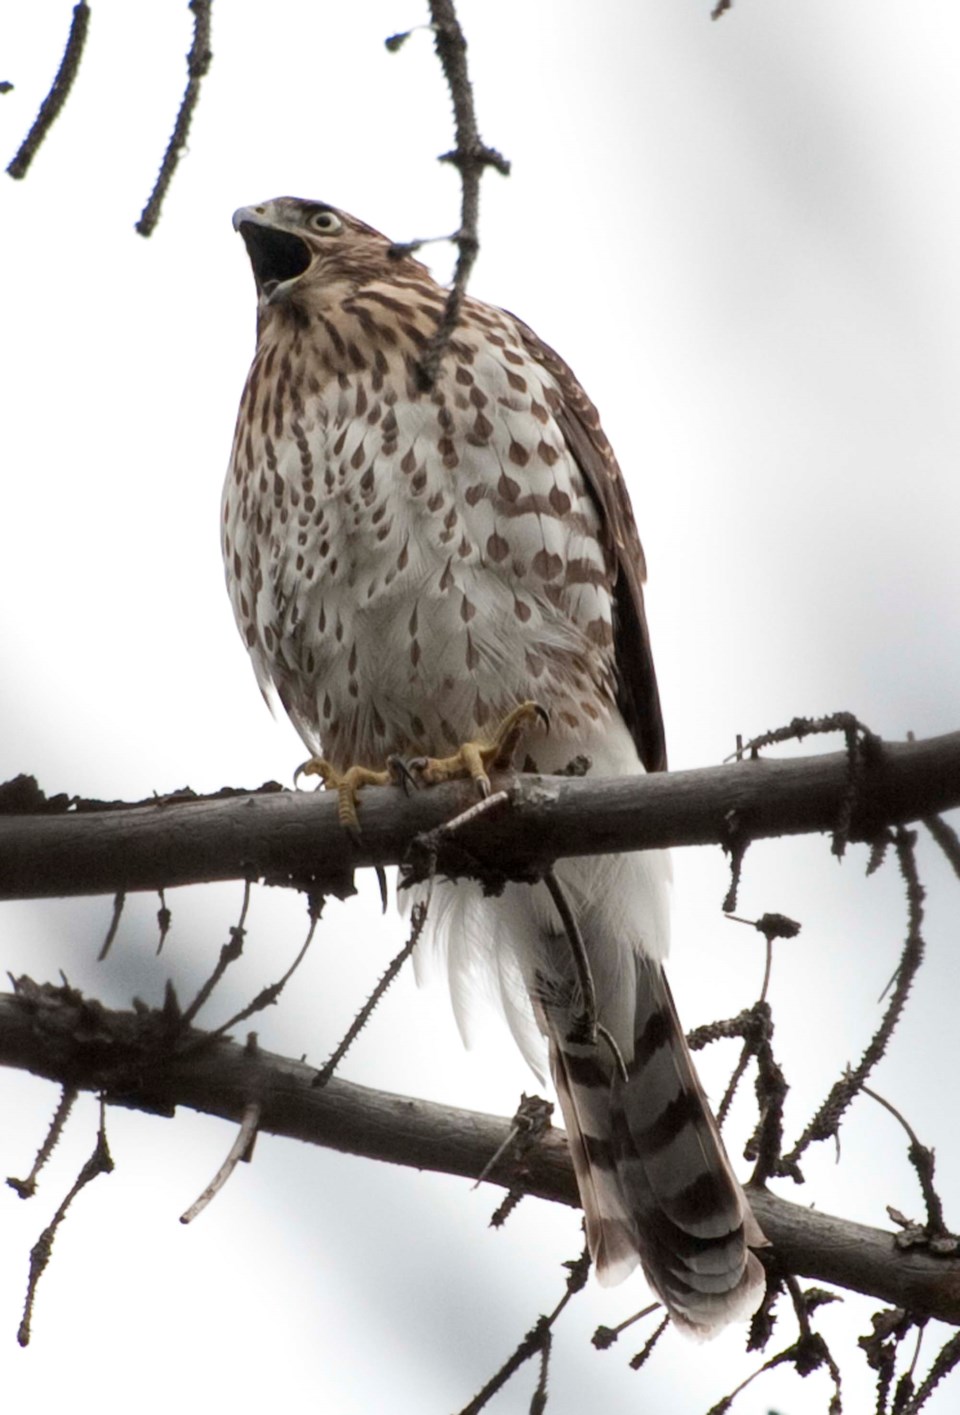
[
  {"x1": 413, "y1": 700, "x2": 548, "y2": 797},
  {"x1": 294, "y1": 757, "x2": 391, "y2": 837}
]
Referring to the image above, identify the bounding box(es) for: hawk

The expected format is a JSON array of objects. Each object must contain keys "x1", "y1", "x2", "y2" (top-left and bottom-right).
[{"x1": 223, "y1": 196, "x2": 766, "y2": 1335}]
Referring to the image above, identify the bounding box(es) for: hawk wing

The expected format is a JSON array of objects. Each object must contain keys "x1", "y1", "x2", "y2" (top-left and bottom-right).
[{"x1": 513, "y1": 317, "x2": 667, "y2": 774}]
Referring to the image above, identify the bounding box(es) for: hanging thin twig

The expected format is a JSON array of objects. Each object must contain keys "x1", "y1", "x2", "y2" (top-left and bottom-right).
[
  {"x1": 201, "y1": 899, "x2": 320, "y2": 1044},
  {"x1": 457, "y1": 1246, "x2": 590, "y2": 1415},
  {"x1": 313, "y1": 898, "x2": 429, "y2": 1087},
  {"x1": 783, "y1": 826, "x2": 925, "y2": 1171},
  {"x1": 181, "y1": 878, "x2": 252, "y2": 1026},
  {"x1": 135, "y1": 0, "x2": 213, "y2": 236},
  {"x1": 924, "y1": 813, "x2": 960, "y2": 879},
  {"x1": 6, "y1": 2, "x2": 91, "y2": 180},
  {"x1": 7, "y1": 1086, "x2": 78, "y2": 1200},
  {"x1": 861, "y1": 1083, "x2": 950, "y2": 1242},
  {"x1": 97, "y1": 890, "x2": 126, "y2": 961},
  {"x1": 17, "y1": 1097, "x2": 113, "y2": 1347}
]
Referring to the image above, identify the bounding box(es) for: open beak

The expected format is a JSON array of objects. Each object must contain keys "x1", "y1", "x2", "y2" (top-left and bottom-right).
[{"x1": 233, "y1": 207, "x2": 312, "y2": 302}]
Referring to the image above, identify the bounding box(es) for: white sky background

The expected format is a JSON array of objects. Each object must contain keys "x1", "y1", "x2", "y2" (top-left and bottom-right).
[{"x1": 1, "y1": 2, "x2": 959, "y2": 1412}]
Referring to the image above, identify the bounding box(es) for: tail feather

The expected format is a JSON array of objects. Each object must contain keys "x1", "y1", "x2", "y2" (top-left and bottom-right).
[{"x1": 546, "y1": 955, "x2": 767, "y2": 1338}]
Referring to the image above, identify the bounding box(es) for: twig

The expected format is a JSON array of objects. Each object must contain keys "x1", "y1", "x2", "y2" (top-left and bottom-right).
[
  {"x1": 483, "y1": 1094, "x2": 554, "y2": 1228},
  {"x1": 135, "y1": 0, "x2": 213, "y2": 236},
  {"x1": 97, "y1": 890, "x2": 126, "y2": 961},
  {"x1": 741, "y1": 712, "x2": 883, "y2": 858},
  {"x1": 181, "y1": 878, "x2": 252, "y2": 1026},
  {"x1": 393, "y1": 0, "x2": 510, "y2": 390},
  {"x1": 858, "y1": 1305, "x2": 915, "y2": 1415},
  {"x1": 721, "y1": 811, "x2": 749, "y2": 912},
  {"x1": 706, "y1": 1276, "x2": 842, "y2": 1415},
  {"x1": 17, "y1": 1096, "x2": 113, "y2": 1347},
  {"x1": 199, "y1": 896, "x2": 320, "y2": 1045},
  {"x1": 156, "y1": 888, "x2": 172, "y2": 954},
  {"x1": 783, "y1": 827, "x2": 925, "y2": 1171},
  {"x1": 6, "y1": 2, "x2": 90, "y2": 180},
  {"x1": 901, "y1": 1329, "x2": 960, "y2": 1414},
  {"x1": 7, "y1": 1085, "x2": 78, "y2": 1199},
  {"x1": 457, "y1": 1247, "x2": 590, "y2": 1415},
  {"x1": 592, "y1": 1301, "x2": 661, "y2": 1349},
  {"x1": 924, "y1": 813, "x2": 960, "y2": 879},
  {"x1": 473, "y1": 1093, "x2": 553, "y2": 1190},
  {"x1": 313, "y1": 898, "x2": 428, "y2": 1087},
  {"x1": 180, "y1": 1100, "x2": 260, "y2": 1223},
  {"x1": 714, "y1": 913, "x2": 799, "y2": 1123},
  {"x1": 629, "y1": 1313, "x2": 671, "y2": 1371},
  {"x1": 860, "y1": 1084, "x2": 948, "y2": 1240}
]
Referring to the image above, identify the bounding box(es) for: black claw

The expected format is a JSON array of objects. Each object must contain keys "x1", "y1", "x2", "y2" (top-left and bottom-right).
[
  {"x1": 387, "y1": 754, "x2": 423, "y2": 794},
  {"x1": 375, "y1": 866, "x2": 389, "y2": 914},
  {"x1": 534, "y1": 704, "x2": 550, "y2": 733}
]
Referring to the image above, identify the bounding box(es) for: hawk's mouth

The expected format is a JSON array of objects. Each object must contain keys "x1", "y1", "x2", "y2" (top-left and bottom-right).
[{"x1": 238, "y1": 222, "x2": 312, "y2": 294}]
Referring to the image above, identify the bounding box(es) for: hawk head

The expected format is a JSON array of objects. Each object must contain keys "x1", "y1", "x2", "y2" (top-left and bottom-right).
[{"x1": 233, "y1": 197, "x2": 421, "y2": 310}]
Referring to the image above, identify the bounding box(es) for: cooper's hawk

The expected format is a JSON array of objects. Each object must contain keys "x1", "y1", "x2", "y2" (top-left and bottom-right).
[{"x1": 223, "y1": 196, "x2": 766, "y2": 1335}]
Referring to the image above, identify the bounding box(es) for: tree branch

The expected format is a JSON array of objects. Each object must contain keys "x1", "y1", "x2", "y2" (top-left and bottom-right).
[
  {"x1": 0, "y1": 731, "x2": 958, "y2": 901},
  {"x1": 1, "y1": 981, "x2": 959, "y2": 1326}
]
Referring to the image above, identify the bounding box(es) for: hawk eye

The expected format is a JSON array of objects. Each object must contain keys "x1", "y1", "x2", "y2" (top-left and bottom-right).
[{"x1": 309, "y1": 210, "x2": 342, "y2": 234}]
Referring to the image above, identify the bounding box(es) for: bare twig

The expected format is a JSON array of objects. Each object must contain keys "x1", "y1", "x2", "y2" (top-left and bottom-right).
[
  {"x1": 783, "y1": 827, "x2": 925, "y2": 1171},
  {"x1": 474, "y1": 1093, "x2": 553, "y2": 1190},
  {"x1": 706, "y1": 1276, "x2": 842, "y2": 1415},
  {"x1": 391, "y1": 0, "x2": 510, "y2": 390},
  {"x1": 924, "y1": 813, "x2": 960, "y2": 879},
  {"x1": 180, "y1": 1099, "x2": 260, "y2": 1223},
  {"x1": 313, "y1": 898, "x2": 428, "y2": 1087},
  {"x1": 741, "y1": 712, "x2": 883, "y2": 858},
  {"x1": 721, "y1": 811, "x2": 749, "y2": 912},
  {"x1": 6, "y1": 2, "x2": 90, "y2": 180},
  {"x1": 629, "y1": 1313, "x2": 671, "y2": 1371},
  {"x1": 156, "y1": 889, "x2": 172, "y2": 954},
  {"x1": 198, "y1": 894, "x2": 321, "y2": 1046},
  {"x1": 901, "y1": 1329, "x2": 960, "y2": 1413},
  {"x1": 17, "y1": 1097, "x2": 113, "y2": 1347},
  {"x1": 97, "y1": 890, "x2": 126, "y2": 961},
  {"x1": 457, "y1": 1247, "x2": 590, "y2": 1415},
  {"x1": 484, "y1": 1094, "x2": 554, "y2": 1228},
  {"x1": 592, "y1": 1301, "x2": 661, "y2": 1350},
  {"x1": 686, "y1": 999, "x2": 788, "y2": 1180},
  {"x1": 135, "y1": 0, "x2": 213, "y2": 236},
  {"x1": 7, "y1": 1085, "x2": 78, "y2": 1199},
  {"x1": 181, "y1": 879, "x2": 252, "y2": 1026},
  {"x1": 861, "y1": 1084, "x2": 949, "y2": 1241}
]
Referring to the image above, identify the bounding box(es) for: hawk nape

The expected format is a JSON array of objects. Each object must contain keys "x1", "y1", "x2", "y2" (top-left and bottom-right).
[{"x1": 222, "y1": 196, "x2": 766, "y2": 1336}]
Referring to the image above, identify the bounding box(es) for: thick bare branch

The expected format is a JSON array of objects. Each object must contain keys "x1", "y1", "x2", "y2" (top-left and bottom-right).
[
  {"x1": 0, "y1": 983, "x2": 959, "y2": 1326},
  {"x1": 0, "y1": 731, "x2": 958, "y2": 901}
]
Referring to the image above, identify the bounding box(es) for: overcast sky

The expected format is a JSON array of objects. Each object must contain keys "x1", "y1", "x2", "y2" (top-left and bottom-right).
[{"x1": 2, "y1": 3, "x2": 960, "y2": 1412}]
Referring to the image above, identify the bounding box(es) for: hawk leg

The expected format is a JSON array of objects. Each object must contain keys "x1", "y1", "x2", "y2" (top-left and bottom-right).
[
  {"x1": 411, "y1": 700, "x2": 548, "y2": 797},
  {"x1": 295, "y1": 758, "x2": 392, "y2": 837}
]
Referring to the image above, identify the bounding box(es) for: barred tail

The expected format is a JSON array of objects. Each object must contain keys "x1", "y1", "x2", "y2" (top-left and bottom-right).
[{"x1": 548, "y1": 956, "x2": 766, "y2": 1338}]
